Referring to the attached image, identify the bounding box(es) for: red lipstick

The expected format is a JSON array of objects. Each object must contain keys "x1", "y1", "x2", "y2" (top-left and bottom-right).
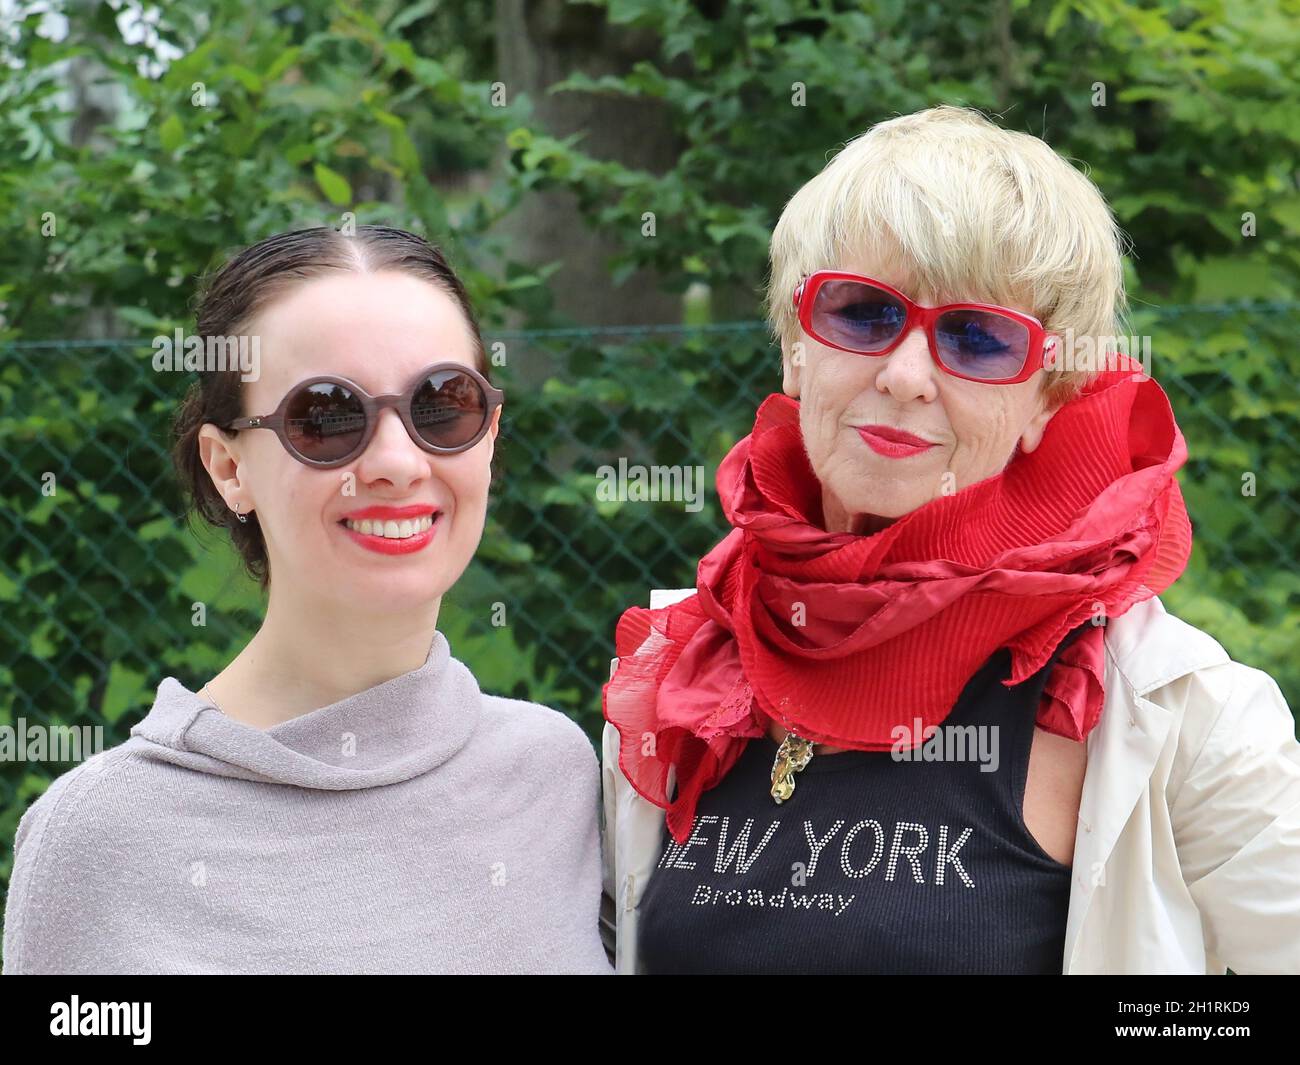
[
  {"x1": 855, "y1": 425, "x2": 937, "y2": 459},
  {"x1": 338, "y1": 504, "x2": 440, "y2": 555}
]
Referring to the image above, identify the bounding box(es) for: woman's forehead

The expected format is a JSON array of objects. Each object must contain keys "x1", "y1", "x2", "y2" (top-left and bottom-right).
[
  {"x1": 255, "y1": 272, "x2": 468, "y2": 344},
  {"x1": 243, "y1": 274, "x2": 475, "y2": 397}
]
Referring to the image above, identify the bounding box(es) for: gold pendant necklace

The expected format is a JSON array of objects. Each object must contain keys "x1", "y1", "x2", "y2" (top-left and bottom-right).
[{"x1": 770, "y1": 730, "x2": 816, "y2": 803}]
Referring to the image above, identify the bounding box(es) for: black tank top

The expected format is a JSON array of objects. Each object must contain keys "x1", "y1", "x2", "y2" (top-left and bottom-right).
[{"x1": 637, "y1": 624, "x2": 1088, "y2": 974}]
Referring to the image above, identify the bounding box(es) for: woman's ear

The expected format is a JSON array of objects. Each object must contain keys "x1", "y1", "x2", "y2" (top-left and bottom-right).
[
  {"x1": 781, "y1": 337, "x2": 803, "y2": 398},
  {"x1": 197, "y1": 423, "x2": 248, "y2": 511},
  {"x1": 1019, "y1": 393, "x2": 1060, "y2": 454}
]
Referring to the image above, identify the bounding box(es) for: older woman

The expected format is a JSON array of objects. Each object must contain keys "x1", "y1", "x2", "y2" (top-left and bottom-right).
[
  {"x1": 600, "y1": 106, "x2": 1300, "y2": 975},
  {"x1": 3, "y1": 225, "x2": 611, "y2": 975}
]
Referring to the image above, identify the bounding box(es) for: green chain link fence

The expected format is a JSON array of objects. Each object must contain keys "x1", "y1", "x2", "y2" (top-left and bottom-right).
[{"x1": 2, "y1": 304, "x2": 1299, "y2": 894}]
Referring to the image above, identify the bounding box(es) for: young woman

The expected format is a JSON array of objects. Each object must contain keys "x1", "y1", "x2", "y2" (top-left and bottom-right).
[{"x1": 3, "y1": 225, "x2": 612, "y2": 975}]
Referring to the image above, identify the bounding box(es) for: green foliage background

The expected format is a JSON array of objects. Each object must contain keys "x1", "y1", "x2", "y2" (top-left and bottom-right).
[{"x1": 1, "y1": 0, "x2": 1298, "y2": 957}]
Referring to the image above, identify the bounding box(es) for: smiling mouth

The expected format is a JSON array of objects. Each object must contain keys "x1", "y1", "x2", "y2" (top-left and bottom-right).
[{"x1": 340, "y1": 514, "x2": 437, "y2": 540}]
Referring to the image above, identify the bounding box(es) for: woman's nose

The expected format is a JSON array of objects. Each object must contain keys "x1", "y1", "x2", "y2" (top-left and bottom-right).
[
  {"x1": 355, "y1": 408, "x2": 428, "y2": 487},
  {"x1": 873, "y1": 327, "x2": 937, "y2": 402}
]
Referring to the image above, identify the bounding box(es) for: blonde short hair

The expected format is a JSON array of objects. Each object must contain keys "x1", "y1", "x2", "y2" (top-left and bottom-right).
[{"x1": 765, "y1": 105, "x2": 1129, "y2": 407}]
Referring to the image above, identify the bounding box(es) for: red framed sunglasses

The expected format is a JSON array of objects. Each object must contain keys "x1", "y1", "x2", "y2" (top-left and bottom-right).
[
  {"x1": 222, "y1": 362, "x2": 503, "y2": 468},
  {"x1": 792, "y1": 270, "x2": 1055, "y2": 384}
]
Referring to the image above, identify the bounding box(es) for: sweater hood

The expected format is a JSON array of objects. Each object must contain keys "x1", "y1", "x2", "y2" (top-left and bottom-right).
[{"x1": 128, "y1": 631, "x2": 482, "y2": 789}]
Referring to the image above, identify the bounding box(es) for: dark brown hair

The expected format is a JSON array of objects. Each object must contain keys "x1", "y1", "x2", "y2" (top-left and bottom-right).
[{"x1": 172, "y1": 225, "x2": 491, "y2": 592}]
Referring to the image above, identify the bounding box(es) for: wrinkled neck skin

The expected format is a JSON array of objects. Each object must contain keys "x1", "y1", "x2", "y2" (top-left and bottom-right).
[{"x1": 820, "y1": 485, "x2": 898, "y2": 536}]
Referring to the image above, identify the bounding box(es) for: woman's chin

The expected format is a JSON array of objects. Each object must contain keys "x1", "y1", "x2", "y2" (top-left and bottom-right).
[
  {"x1": 332, "y1": 568, "x2": 450, "y2": 610},
  {"x1": 825, "y1": 481, "x2": 928, "y2": 529}
]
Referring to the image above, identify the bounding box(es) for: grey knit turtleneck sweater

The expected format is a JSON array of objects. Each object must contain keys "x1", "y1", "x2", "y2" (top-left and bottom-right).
[{"x1": 2, "y1": 631, "x2": 613, "y2": 975}]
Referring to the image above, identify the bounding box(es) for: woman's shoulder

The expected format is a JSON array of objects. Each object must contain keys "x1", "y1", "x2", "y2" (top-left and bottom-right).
[
  {"x1": 1103, "y1": 596, "x2": 1231, "y2": 694},
  {"x1": 1105, "y1": 598, "x2": 1297, "y2": 797},
  {"x1": 2, "y1": 742, "x2": 158, "y2": 973},
  {"x1": 1162, "y1": 655, "x2": 1297, "y2": 787},
  {"x1": 477, "y1": 692, "x2": 598, "y2": 773},
  {"x1": 9, "y1": 741, "x2": 150, "y2": 854},
  {"x1": 1106, "y1": 597, "x2": 1288, "y2": 718},
  {"x1": 5, "y1": 727, "x2": 199, "y2": 886}
]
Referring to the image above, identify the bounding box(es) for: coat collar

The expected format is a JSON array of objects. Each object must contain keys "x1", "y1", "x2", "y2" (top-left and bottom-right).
[
  {"x1": 1098, "y1": 595, "x2": 1229, "y2": 695},
  {"x1": 1063, "y1": 595, "x2": 1229, "y2": 970}
]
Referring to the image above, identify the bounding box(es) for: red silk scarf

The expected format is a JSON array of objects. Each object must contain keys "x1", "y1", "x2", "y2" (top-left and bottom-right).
[{"x1": 603, "y1": 359, "x2": 1193, "y2": 844}]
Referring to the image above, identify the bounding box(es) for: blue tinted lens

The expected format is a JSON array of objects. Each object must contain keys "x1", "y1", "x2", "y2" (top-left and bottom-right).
[
  {"x1": 811, "y1": 280, "x2": 907, "y2": 351},
  {"x1": 934, "y1": 310, "x2": 1029, "y2": 380}
]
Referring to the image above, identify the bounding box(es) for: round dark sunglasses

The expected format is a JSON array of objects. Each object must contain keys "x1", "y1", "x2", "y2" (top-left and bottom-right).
[{"x1": 222, "y1": 363, "x2": 504, "y2": 468}]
